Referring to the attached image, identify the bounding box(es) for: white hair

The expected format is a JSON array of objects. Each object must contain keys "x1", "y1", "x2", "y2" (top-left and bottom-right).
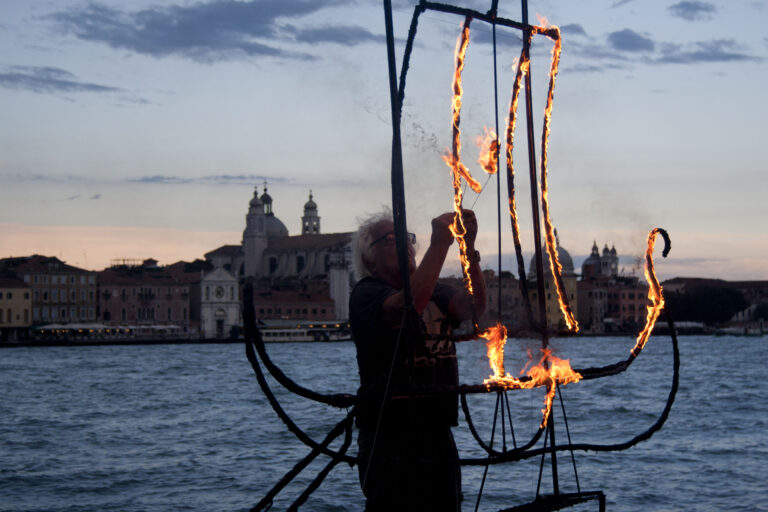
[{"x1": 352, "y1": 208, "x2": 393, "y2": 281}]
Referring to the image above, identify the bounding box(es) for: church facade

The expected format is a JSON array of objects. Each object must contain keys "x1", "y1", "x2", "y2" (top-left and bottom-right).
[{"x1": 204, "y1": 186, "x2": 353, "y2": 321}]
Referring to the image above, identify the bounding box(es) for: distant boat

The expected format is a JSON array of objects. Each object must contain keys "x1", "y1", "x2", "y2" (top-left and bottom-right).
[{"x1": 257, "y1": 321, "x2": 351, "y2": 343}]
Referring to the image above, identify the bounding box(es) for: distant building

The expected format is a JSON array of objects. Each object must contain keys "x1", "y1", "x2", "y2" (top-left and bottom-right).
[
  {"x1": 0, "y1": 277, "x2": 32, "y2": 341},
  {"x1": 200, "y1": 268, "x2": 240, "y2": 339},
  {"x1": 480, "y1": 270, "x2": 528, "y2": 328},
  {"x1": 98, "y1": 259, "x2": 202, "y2": 335},
  {"x1": 526, "y1": 242, "x2": 579, "y2": 331},
  {"x1": 206, "y1": 185, "x2": 353, "y2": 321},
  {"x1": 0, "y1": 255, "x2": 98, "y2": 326},
  {"x1": 577, "y1": 242, "x2": 647, "y2": 333}
]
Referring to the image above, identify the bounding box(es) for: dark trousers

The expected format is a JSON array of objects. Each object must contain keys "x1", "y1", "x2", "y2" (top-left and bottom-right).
[{"x1": 357, "y1": 426, "x2": 462, "y2": 511}]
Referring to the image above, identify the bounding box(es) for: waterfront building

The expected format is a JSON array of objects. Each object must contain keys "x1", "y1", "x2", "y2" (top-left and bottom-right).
[
  {"x1": 526, "y1": 243, "x2": 579, "y2": 331},
  {"x1": 98, "y1": 259, "x2": 202, "y2": 336},
  {"x1": 0, "y1": 277, "x2": 32, "y2": 341},
  {"x1": 200, "y1": 268, "x2": 240, "y2": 339},
  {"x1": 576, "y1": 242, "x2": 648, "y2": 333},
  {"x1": 206, "y1": 185, "x2": 353, "y2": 321},
  {"x1": 479, "y1": 270, "x2": 529, "y2": 329},
  {"x1": 0, "y1": 255, "x2": 97, "y2": 326}
]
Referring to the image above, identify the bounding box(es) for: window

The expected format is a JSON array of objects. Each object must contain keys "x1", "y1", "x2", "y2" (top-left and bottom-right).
[
  {"x1": 52, "y1": 289, "x2": 58, "y2": 301},
  {"x1": 88, "y1": 275, "x2": 95, "y2": 285},
  {"x1": 80, "y1": 276, "x2": 86, "y2": 285},
  {"x1": 42, "y1": 307, "x2": 49, "y2": 319},
  {"x1": 24, "y1": 292, "x2": 29, "y2": 299},
  {"x1": 0, "y1": 292, "x2": 3, "y2": 299},
  {"x1": 297, "y1": 255, "x2": 305, "y2": 273},
  {"x1": 33, "y1": 275, "x2": 39, "y2": 284},
  {"x1": 43, "y1": 290, "x2": 48, "y2": 301},
  {"x1": 33, "y1": 307, "x2": 39, "y2": 321},
  {"x1": 71, "y1": 290, "x2": 76, "y2": 301},
  {"x1": 52, "y1": 276, "x2": 58, "y2": 285},
  {"x1": 122, "y1": 308, "x2": 127, "y2": 321},
  {"x1": 24, "y1": 275, "x2": 30, "y2": 283},
  {"x1": 6, "y1": 292, "x2": 11, "y2": 299}
]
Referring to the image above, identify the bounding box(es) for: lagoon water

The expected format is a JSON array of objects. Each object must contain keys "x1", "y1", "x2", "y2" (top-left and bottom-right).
[{"x1": 1, "y1": 335, "x2": 767, "y2": 511}]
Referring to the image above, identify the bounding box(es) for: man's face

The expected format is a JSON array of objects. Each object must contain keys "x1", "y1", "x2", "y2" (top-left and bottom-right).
[{"x1": 366, "y1": 220, "x2": 416, "y2": 288}]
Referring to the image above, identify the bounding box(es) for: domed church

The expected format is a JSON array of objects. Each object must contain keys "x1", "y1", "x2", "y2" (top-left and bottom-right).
[
  {"x1": 204, "y1": 185, "x2": 353, "y2": 320},
  {"x1": 525, "y1": 232, "x2": 578, "y2": 331}
]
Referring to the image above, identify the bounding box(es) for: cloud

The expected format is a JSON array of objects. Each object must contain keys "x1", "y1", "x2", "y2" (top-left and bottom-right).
[
  {"x1": 67, "y1": 194, "x2": 81, "y2": 201},
  {"x1": 607, "y1": 29, "x2": 655, "y2": 52},
  {"x1": 129, "y1": 175, "x2": 195, "y2": 184},
  {"x1": 0, "y1": 66, "x2": 122, "y2": 94},
  {"x1": 668, "y1": 1, "x2": 717, "y2": 21},
  {"x1": 90, "y1": 194, "x2": 102, "y2": 200},
  {"x1": 128, "y1": 174, "x2": 287, "y2": 185},
  {"x1": 48, "y1": 0, "x2": 357, "y2": 62},
  {"x1": 560, "y1": 24, "x2": 587, "y2": 37},
  {"x1": 611, "y1": 0, "x2": 635, "y2": 7},
  {"x1": 284, "y1": 24, "x2": 385, "y2": 46},
  {"x1": 656, "y1": 39, "x2": 762, "y2": 64}
]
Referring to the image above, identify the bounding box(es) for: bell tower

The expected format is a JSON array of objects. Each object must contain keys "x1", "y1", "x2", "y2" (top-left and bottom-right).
[{"x1": 301, "y1": 191, "x2": 320, "y2": 235}]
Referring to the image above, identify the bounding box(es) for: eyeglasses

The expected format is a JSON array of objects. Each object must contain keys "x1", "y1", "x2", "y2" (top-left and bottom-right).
[{"x1": 369, "y1": 231, "x2": 416, "y2": 248}]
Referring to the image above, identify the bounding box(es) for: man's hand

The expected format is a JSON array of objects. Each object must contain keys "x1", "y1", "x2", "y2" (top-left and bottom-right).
[{"x1": 431, "y1": 212, "x2": 456, "y2": 248}]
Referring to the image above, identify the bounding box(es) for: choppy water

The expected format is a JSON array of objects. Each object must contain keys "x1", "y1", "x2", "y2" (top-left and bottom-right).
[{"x1": 1, "y1": 335, "x2": 766, "y2": 511}]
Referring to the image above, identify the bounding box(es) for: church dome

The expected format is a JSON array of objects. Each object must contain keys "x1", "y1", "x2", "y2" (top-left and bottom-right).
[
  {"x1": 261, "y1": 187, "x2": 273, "y2": 206},
  {"x1": 527, "y1": 245, "x2": 575, "y2": 280},
  {"x1": 265, "y1": 215, "x2": 288, "y2": 238},
  {"x1": 304, "y1": 191, "x2": 317, "y2": 211},
  {"x1": 249, "y1": 186, "x2": 263, "y2": 208}
]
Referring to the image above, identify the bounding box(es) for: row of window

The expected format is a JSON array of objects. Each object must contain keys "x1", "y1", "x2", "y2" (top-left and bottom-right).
[
  {"x1": 33, "y1": 289, "x2": 95, "y2": 302},
  {"x1": 111, "y1": 287, "x2": 189, "y2": 297},
  {"x1": 32, "y1": 307, "x2": 96, "y2": 321},
  {"x1": 0, "y1": 291, "x2": 30, "y2": 300},
  {"x1": 258, "y1": 307, "x2": 327, "y2": 315},
  {"x1": 25, "y1": 274, "x2": 96, "y2": 285}
]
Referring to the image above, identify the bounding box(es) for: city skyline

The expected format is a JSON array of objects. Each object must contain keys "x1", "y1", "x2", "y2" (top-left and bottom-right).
[{"x1": 2, "y1": 0, "x2": 766, "y2": 282}]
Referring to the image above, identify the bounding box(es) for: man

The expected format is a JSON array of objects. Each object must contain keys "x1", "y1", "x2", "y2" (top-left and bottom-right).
[{"x1": 350, "y1": 209, "x2": 486, "y2": 511}]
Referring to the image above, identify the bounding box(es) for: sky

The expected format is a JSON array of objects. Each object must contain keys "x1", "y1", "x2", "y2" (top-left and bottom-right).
[{"x1": 1, "y1": 0, "x2": 766, "y2": 281}]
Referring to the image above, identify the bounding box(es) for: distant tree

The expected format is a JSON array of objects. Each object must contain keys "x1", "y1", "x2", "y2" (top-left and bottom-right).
[
  {"x1": 184, "y1": 259, "x2": 213, "y2": 272},
  {"x1": 666, "y1": 285, "x2": 749, "y2": 326}
]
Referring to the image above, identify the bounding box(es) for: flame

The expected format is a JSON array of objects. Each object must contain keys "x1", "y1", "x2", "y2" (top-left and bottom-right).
[
  {"x1": 532, "y1": 23, "x2": 578, "y2": 332},
  {"x1": 442, "y1": 17, "x2": 482, "y2": 296},
  {"x1": 631, "y1": 228, "x2": 666, "y2": 356},
  {"x1": 504, "y1": 46, "x2": 530, "y2": 267},
  {"x1": 476, "y1": 127, "x2": 499, "y2": 175},
  {"x1": 479, "y1": 322, "x2": 508, "y2": 379},
  {"x1": 484, "y1": 346, "x2": 582, "y2": 428}
]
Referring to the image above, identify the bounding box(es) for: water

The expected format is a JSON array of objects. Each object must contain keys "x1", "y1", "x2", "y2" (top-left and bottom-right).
[{"x1": 1, "y1": 335, "x2": 766, "y2": 511}]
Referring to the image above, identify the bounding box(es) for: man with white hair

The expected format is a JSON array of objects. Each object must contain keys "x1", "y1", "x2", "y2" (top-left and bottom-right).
[{"x1": 350, "y1": 209, "x2": 486, "y2": 512}]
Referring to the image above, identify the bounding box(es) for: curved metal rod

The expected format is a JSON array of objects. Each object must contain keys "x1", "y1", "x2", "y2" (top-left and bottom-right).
[
  {"x1": 459, "y1": 314, "x2": 680, "y2": 465},
  {"x1": 243, "y1": 284, "x2": 358, "y2": 464},
  {"x1": 244, "y1": 283, "x2": 357, "y2": 408}
]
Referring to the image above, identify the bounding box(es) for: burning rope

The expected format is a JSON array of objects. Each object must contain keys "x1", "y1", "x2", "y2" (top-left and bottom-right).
[
  {"x1": 443, "y1": 16, "x2": 484, "y2": 297},
  {"x1": 534, "y1": 22, "x2": 578, "y2": 332},
  {"x1": 631, "y1": 227, "x2": 670, "y2": 356}
]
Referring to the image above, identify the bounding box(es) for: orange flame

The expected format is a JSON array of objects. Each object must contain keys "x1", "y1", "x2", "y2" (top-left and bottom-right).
[
  {"x1": 479, "y1": 322, "x2": 508, "y2": 379},
  {"x1": 476, "y1": 127, "x2": 499, "y2": 175},
  {"x1": 631, "y1": 228, "x2": 666, "y2": 356},
  {"x1": 504, "y1": 48, "x2": 530, "y2": 262},
  {"x1": 534, "y1": 23, "x2": 578, "y2": 332},
  {"x1": 442, "y1": 18, "x2": 481, "y2": 296},
  {"x1": 484, "y1": 347, "x2": 582, "y2": 428}
]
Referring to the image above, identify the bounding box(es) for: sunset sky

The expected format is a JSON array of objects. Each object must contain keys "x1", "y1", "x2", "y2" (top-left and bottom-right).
[{"x1": 1, "y1": 0, "x2": 766, "y2": 281}]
